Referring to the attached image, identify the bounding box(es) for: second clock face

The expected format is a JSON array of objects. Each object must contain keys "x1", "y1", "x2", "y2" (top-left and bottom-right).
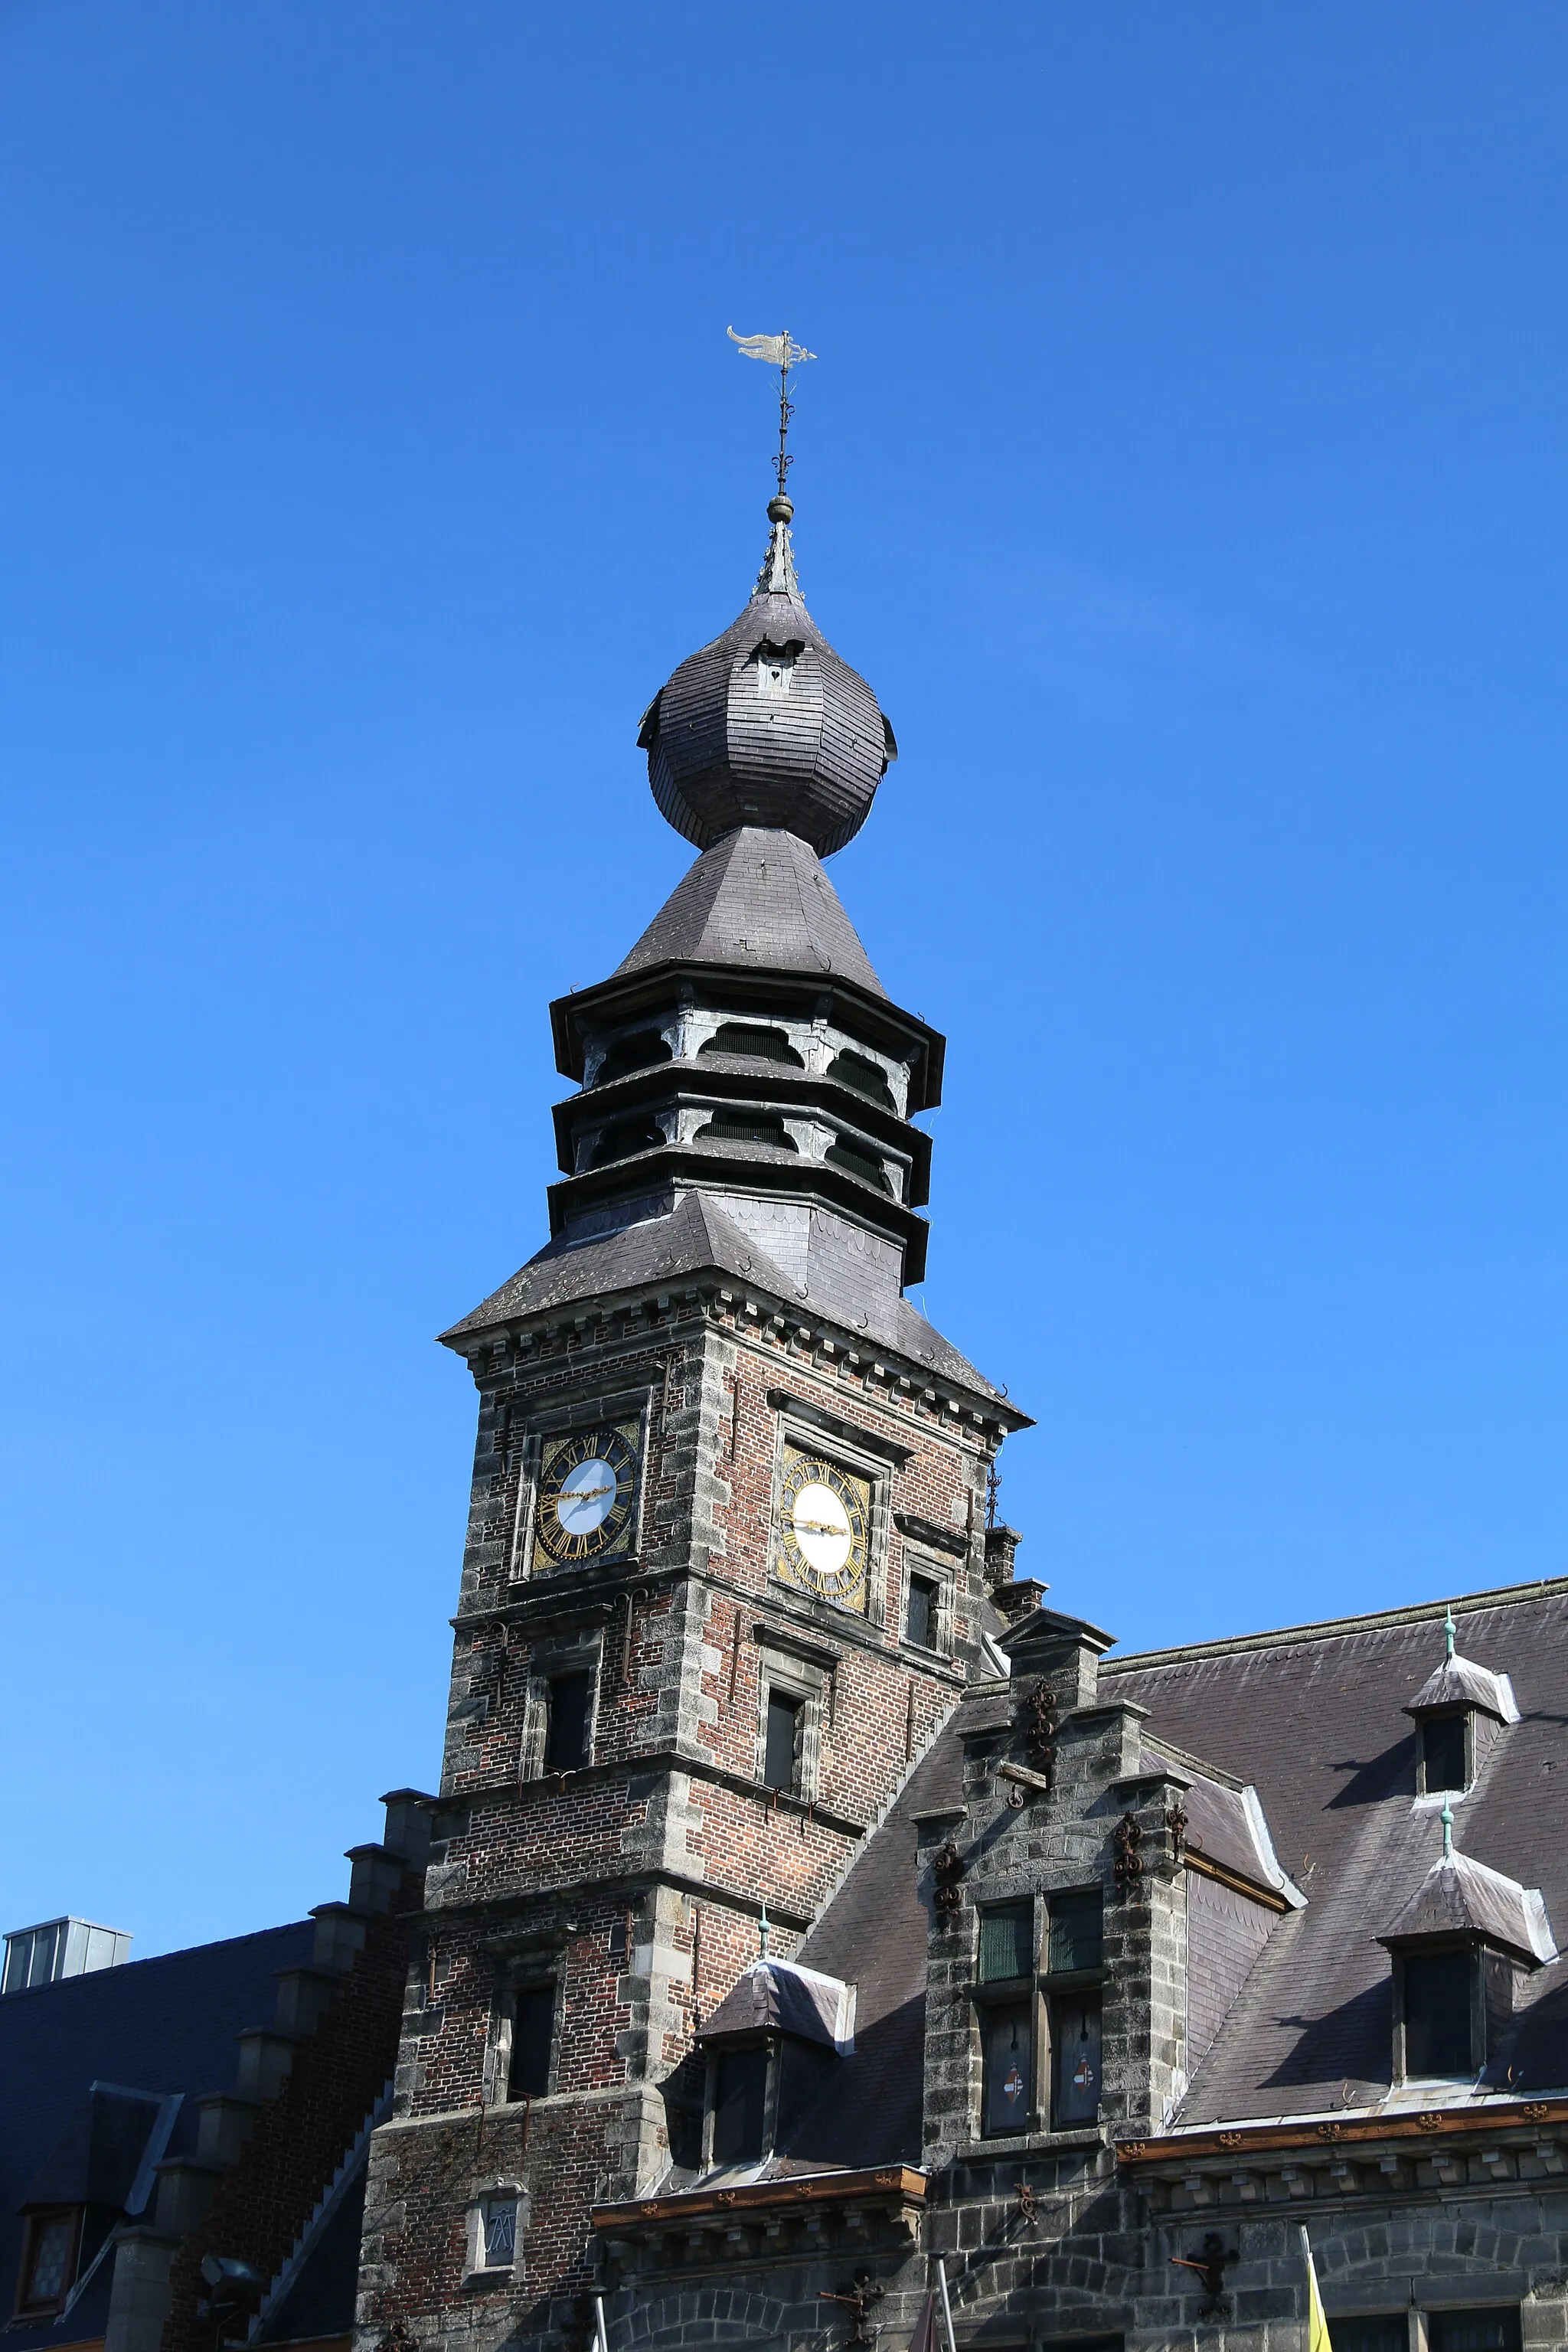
[
  {"x1": 531, "y1": 1424, "x2": 640, "y2": 1569},
  {"x1": 776, "y1": 1446, "x2": 871, "y2": 1610}
]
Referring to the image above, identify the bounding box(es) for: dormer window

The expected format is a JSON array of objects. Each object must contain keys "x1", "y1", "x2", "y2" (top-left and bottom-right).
[
  {"x1": 1404, "y1": 1611, "x2": 1519, "y2": 1799},
  {"x1": 755, "y1": 645, "x2": 795, "y2": 697},
  {"x1": 15, "y1": 2210, "x2": 80, "y2": 2318},
  {"x1": 697, "y1": 1957, "x2": 854, "y2": 2175},
  {"x1": 1401, "y1": 1948, "x2": 1476, "y2": 2079},
  {"x1": 1420, "y1": 1712, "x2": 1468, "y2": 1795},
  {"x1": 1380, "y1": 1818, "x2": 1556, "y2": 2086}
]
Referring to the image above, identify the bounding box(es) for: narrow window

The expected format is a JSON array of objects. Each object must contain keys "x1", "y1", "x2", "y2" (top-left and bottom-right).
[
  {"x1": 595, "y1": 1030, "x2": 671, "y2": 1084},
  {"x1": 1050, "y1": 1991, "x2": 1102, "y2": 2127},
  {"x1": 697, "y1": 1114, "x2": 799, "y2": 1150},
  {"x1": 906, "y1": 1574, "x2": 939, "y2": 1651},
  {"x1": 480, "y1": 2197, "x2": 518, "y2": 2269},
  {"x1": 764, "y1": 1690, "x2": 802, "y2": 1793},
  {"x1": 1333, "y1": 2324, "x2": 1413, "y2": 2352},
  {"x1": 825, "y1": 1140, "x2": 890, "y2": 1191},
  {"x1": 1403, "y1": 1949, "x2": 1475, "y2": 2078},
  {"x1": 1427, "y1": 2312, "x2": 1523, "y2": 2352},
  {"x1": 980, "y1": 1999, "x2": 1033, "y2": 2136},
  {"x1": 1421, "y1": 1713, "x2": 1468, "y2": 1793},
  {"x1": 978, "y1": 1901, "x2": 1034, "y2": 1983},
  {"x1": 825, "y1": 1050, "x2": 895, "y2": 1110},
  {"x1": 711, "y1": 2046, "x2": 769, "y2": 2164},
  {"x1": 699, "y1": 1022, "x2": 803, "y2": 1067},
  {"x1": 1048, "y1": 1890, "x2": 1105, "y2": 1975},
  {"x1": 589, "y1": 1118, "x2": 664, "y2": 1168},
  {"x1": 508, "y1": 1984, "x2": 555, "y2": 2099},
  {"x1": 544, "y1": 1672, "x2": 591, "y2": 1772},
  {"x1": 756, "y1": 646, "x2": 795, "y2": 697},
  {"x1": 16, "y1": 2212, "x2": 79, "y2": 2315}
]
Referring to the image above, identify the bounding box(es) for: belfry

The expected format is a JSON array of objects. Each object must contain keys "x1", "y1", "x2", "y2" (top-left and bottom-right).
[
  {"x1": 348, "y1": 381, "x2": 1568, "y2": 2352},
  {"x1": 358, "y1": 421, "x2": 1030, "y2": 2339}
]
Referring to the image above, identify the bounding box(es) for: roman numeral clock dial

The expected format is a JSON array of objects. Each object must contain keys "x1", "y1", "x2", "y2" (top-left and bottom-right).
[
  {"x1": 776, "y1": 1446, "x2": 871, "y2": 1610},
  {"x1": 531, "y1": 1425, "x2": 640, "y2": 1570}
]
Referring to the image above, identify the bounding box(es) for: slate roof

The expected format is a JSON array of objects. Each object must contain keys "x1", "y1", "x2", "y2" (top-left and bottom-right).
[
  {"x1": 438, "y1": 1189, "x2": 1008, "y2": 1402},
  {"x1": 0, "y1": 1924, "x2": 314, "y2": 2352},
  {"x1": 613, "y1": 829, "x2": 886, "y2": 998},
  {"x1": 1404, "y1": 1651, "x2": 1519, "y2": 1722},
  {"x1": 1106, "y1": 1578, "x2": 1568, "y2": 2122},
  {"x1": 1378, "y1": 1851, "x2": 1557, "y2": 1966}
]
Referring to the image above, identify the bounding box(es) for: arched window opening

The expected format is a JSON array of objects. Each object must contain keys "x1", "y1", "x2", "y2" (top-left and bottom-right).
[
  {"x1": 699, "y1": 1022, "x2": 804, "y2": 1068},
  {"x1": 590, "y1": 1119, "x2": 665, "y2": 1168},
  {"x1": 696, "y1": 1115, "x2": 799, "y2": 1152},
  {"x1": 826, "y1": 1049, "x2": 895, "y2": 1111},
  {"x1": 595, "y1": 1030, "x2": 672, "y2": 1085},
  {"x1": 825, "y1": 1141, "x2": 890, "y2": 1192}
]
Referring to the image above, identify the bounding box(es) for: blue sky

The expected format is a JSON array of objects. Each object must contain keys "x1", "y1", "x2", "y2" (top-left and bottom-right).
[{"x1": 4, "y1": 5, "x2": 1566, "y2": 1955}]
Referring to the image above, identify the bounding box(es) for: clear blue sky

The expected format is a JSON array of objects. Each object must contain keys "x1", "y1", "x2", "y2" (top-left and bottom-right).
[{"x1": 4, "y1": 5, "x2": 1566, "y2": 1957}]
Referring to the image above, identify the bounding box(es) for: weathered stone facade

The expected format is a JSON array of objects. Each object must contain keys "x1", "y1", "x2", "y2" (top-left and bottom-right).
[{"x1": 354, "y1": 485, "x2": 1568, "y2": 2352}]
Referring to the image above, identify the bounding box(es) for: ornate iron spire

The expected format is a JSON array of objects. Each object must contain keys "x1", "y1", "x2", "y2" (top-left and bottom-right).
[{"x1": 728, "y1": 326, "x2": 815, "y2": 596}]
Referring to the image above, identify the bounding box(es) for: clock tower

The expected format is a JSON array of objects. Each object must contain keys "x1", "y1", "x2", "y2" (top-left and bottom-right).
[{"x1": 356, "y1": 484, "x2": 1028, "y2": 2352}]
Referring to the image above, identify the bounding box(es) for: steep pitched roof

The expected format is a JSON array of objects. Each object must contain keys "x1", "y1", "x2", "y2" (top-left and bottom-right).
[
  {"x1": 439, "y1": 1190, "x2": 1007, "y2": 1401},
  {"x1": 0, "y1": 1925, "x2": 314, "y2": 2352},
  {"x1": 1105, "y1": 1578, "x2": 1568, "y2": 2122},
  {"x1": 613, "y1": 828, "x2": 886, "y2": 998}
]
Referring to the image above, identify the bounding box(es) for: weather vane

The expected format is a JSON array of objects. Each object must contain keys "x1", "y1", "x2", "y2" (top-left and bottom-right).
[{"x1": 727, "y1": 327, "x2": 817, "y2": 501}]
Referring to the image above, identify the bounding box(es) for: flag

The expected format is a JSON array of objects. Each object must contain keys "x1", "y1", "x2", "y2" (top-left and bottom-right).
[
  {"x1": 906, "y1": 2289, "x2": 938, "y2": 2352},
  {"x1": 1299, "y1": 2226, "x2": 1333, "y2": 2352}
]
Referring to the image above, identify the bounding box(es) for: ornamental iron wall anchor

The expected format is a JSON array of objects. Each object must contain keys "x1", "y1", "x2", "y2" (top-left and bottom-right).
[
  {"x1": 1018, "y1": 1684, "x2": 1058, "y2": 1788},
  {"x1": 933, "y1": 1839, "x2": 965, "y2": 1916},
  {"x1": 818, "y1": 2274, "x2": 884, "y2": 2347},
  {"x1": 1170, "y1": 2233, "x2": 1237, "y2": 2320},
  {"x1": 1113, "y1": 1811, "x2": 1145, "y2": 1893},
  {"x1": 1165, "y1": 1799, "x2": 1189, "y2": 1867}
]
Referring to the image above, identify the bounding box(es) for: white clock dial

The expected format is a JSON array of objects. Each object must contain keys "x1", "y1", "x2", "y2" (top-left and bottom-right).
[
  {"x1": 789, "y1": 1481, "x2": 854, "y2": 1579},
  {"x1": 554, "y1": 1455, "x2": 617, "y2": 1537}
]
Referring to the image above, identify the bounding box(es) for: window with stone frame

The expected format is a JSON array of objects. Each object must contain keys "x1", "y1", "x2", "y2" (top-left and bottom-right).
[
  {"x1": 15, "y1": 2210, "x2": 80, "y2": 2318},
  {"x1": 763, "y1": 1687, "x2": 804, "y2": 1793},
  {"x1": 979, "y1": 1998, "x2": 1034, "y2": 2137},
  {"x1": 1399, "y1": 1946, "x2": 1477, "y2": 2079},
  {"x1": 1426, "y1": 2311, "x2": 1522, "y2": 2352},
  {"x1": 754, "y1": 1643, "x2": 826, "y2": 1800},
  {"x1": 505, "y1": 1981, "x2": 556, "y2": 2102},
  {"x1": 544, "y1": 1669, "x2": 593, "y2": 1772},
  {"x1": 903, "y1": 1555, "x2": 950, "y2": 1654},
  {"x1": 1330, "y1": 2322, "x2": 1410, "y2": 2352},
  {"x1": 1047, "y1": 1888, "x2": 1105, "y2": 1975},
  {"x1": 1049, "y1": 1989, "x2": 1102, "y2": 2127},
  {"x1": 480, "y1": 2196, "x2": 518, "y2": 2270}
]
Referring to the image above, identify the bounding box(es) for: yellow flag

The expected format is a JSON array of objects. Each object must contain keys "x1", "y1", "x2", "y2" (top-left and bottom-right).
[{"x1": 1299, "y1": 2226, "x2": 1333, "y2": 2352}]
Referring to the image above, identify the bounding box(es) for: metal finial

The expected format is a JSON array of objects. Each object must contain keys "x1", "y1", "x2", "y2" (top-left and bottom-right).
[
  {"x1": 1444, "y1": 1605, "x2": 1457, "y2": 1661},
  {"x1": 1441, "y1": 1798, "x2": 1455, "y2": 1860},
  {"x1": 758, "y1": 1900, "x2": 770, "y2": 1962},
  {"x1": 727, "y1": 326, "x2": 817, "y2": 505}
]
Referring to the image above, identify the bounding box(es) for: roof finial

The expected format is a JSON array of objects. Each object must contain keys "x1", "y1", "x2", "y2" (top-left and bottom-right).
[
  {"x1": 758, "y1": 1900, "x2": 770, "y2": 1962},
  {"x1": 1444, "y1": 1604, "x2": 1457, "y2": 1661},
  {"x1": 727, "y1": 327, "x2": 815, "y2": 595},
  {"x1": 1441, "y1": 1798, "x2": 1455, "y2": 1861}
]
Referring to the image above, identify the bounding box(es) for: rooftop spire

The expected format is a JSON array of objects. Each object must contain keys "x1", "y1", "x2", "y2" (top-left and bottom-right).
[{"x1": 728, "y1": 325, "x2": 815, "y2": 596}]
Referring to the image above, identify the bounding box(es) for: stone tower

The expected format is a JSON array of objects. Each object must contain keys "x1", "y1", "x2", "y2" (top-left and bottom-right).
[{"x1": 356, "y1": 485, "x2": 1027, "y2": 2352}]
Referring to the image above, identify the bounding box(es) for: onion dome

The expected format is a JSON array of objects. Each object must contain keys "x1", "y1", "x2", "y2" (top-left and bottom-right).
[{"x1": 637, "y1": 495, "x2": 897, "y2": 858}]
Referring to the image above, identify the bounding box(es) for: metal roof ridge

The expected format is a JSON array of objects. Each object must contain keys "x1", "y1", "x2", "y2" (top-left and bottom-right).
[{"x1": 1102, "y1": 1574, "x2": 1568, "y2": 1674}]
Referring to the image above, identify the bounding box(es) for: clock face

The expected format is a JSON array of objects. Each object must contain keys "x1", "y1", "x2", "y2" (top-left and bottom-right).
[
  {"x1": 776, "y1": 1447, "x2": 871, "y2": 1610},
  {"x1": 531, "y1": 1424, "x2": 640, "y2": 1569}
]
